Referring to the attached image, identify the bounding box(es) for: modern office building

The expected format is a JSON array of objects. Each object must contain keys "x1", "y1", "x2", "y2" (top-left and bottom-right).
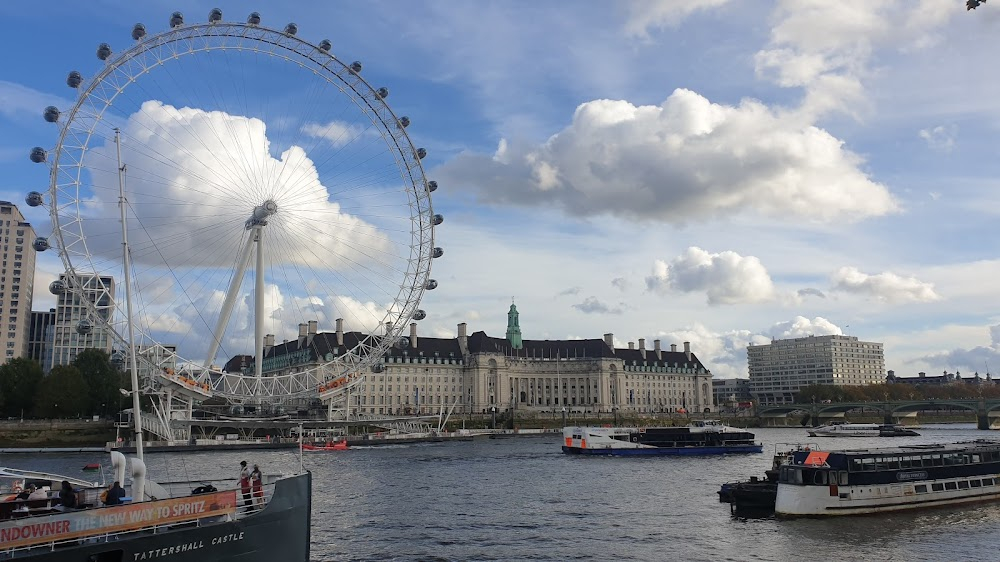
[
  {"x1": 0, "y1": 201, "x2": 36, "y2": 362},
  {"x1": 28, "y1": 308, "x2": 55, "y2": 367},
  {"x1": 713, "y1": 378, "x2": 752, "y2": 408},
  {"x1": 47, "y1": 273, "x2": 115, "y2": 371},
  {"x1": 747, "y1": 334, "x2": 885, "y2": 405},
  {"x1": 233, "y1": 306, "x2": 715, "y2": 416}
]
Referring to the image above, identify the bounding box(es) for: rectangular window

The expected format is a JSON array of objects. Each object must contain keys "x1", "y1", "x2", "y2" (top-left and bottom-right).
[
  {"x1": 958, "y1": 481, "x2": 970, "y2": 490},
  {"x1": 914, "y1": 484, "x2": 927, "y2": 493},
  {"x1": 971, "y1": 479, "x2": 982, "y2": 488},
  {"x1": 931, "y1": 483, "x2": 944, "y2": 491},
  {"x1": 945, "y1": 482, "x2": 958, "y2": 490}
]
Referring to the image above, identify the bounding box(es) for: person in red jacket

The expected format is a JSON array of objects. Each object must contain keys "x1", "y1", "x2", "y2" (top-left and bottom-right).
[{"x1": 250, "y1": 464, "x2": 264, "y2": 510}]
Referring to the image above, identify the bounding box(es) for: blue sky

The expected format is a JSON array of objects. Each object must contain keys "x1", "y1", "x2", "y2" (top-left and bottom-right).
[{"x1": 2, "y1": 1, "x2": 1000, "y2": 379}]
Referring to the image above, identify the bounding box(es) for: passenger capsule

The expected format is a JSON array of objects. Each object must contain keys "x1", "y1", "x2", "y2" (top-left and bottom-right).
[
  {"x1": 25, "y1": 191, "x2": 44, "y2": 207},
  {"x1": 425, "y1": 279, "x2": 438, "y2": 290},
  {"x1": 66, "y1": 71, "x2": 83, "y2": 88},
  {"x1": 96, "y1": 43, "x2": 112, "y2": 61},
  {"x1": 416, "y1": 148, "x2": 427, "y2": 159},
  {"x1": 132, "y1": 23, "x2": 147, "y2": 40},
  {"x1": 29, "y1": 147, "x2": 47, "y2": 164},
  {"x1": 350, "y1": 61, "x2": 363, "y2": 74},
  {"x1": 426, "y1": 180, "x2": 437, "y2": 193},
  {"x1": 376, "y1": 87, "x2": 389, "y2": 99},
  {"x1": 43, "y1": 106, "x2": 60, "y2": 123},
  {"x1": 170, "y1": 12, "x2": 184, "y2": 28},
  {"x1": 395, "y1": 336, "x2": 409, "y2": 349},
  {"x1": 284, "y1": 23, "x2": 298, "y2": 35},
  {"x1": 412, "y1": 309, "x2": 427, "y2": 321},
  {"x1": 76, "y1": 319, "x2": 93, "y2": 335},
  {"x1": 110, "y1": 352, "x2": 125, "y2": 366},
  {"x1": 372, "y1": 363, "x2": 384, "y2": 373},
  {"x1": 247, "y1": 12, "x2": 261, "y2": 25},
  {"x1": 432, "y1": 247, "x2": 443, "y2": 258},
  {"x1": 32, "y1": 237, "x2": 50, "y2": 252},
  {"x1": 49, "y1": 280, "x2": 65, "y2": 294},
  {"x1": 432, "y1": 214, "x2": 443, "y2": 225},
  {"x1": 208, "y1": 8, "x2": 223, "y2": 22},
  {"x1": 318, "y1": 39, "x2": 332, "y2": 52},
  {"x1": 398, "y1": 116, "x2": 410, "y2": 128}
]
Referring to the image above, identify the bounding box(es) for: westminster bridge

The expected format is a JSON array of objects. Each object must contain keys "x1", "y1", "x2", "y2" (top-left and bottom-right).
[{"x1": 756, "y1": 398, "x2": 1000, "y2": 430}]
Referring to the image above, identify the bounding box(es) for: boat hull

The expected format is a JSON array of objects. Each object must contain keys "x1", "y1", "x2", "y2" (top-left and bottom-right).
[
  {"x1": 8, "y1": 472, "x2": 311, "y2": 561},
  {"x1": 775, "y1": 477, "x2": 1000, "y2": 516},
  {"x1": 562, "y1": 444, "x2": 763, "y2": 456}
]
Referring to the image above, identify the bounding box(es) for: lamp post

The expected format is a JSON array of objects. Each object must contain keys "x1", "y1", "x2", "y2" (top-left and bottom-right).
[
  {"x1": 561, "y1": 407, "x2": 567, "y2": 427},
  {"x1": 491, "y1": 406, "x2": 496, "y2": 429}
]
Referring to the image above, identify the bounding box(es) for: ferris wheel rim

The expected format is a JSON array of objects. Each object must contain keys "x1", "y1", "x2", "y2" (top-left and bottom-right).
[{"x1": 44, "y1": 17, "x2": 437, "y2": 397}]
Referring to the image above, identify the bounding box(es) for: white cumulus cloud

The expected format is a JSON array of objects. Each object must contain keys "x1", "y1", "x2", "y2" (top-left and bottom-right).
[
  {"x1": 645, "y1": 247, "x2": 776, "y2": 305},
  {"x1": 439, "y1": 89, "x2": 897, "y2": 224},
  {"x1": 831, "y1": 266, "x2": 941, "y2": 304}
]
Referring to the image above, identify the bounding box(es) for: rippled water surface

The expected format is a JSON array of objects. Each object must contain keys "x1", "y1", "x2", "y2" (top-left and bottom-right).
[{"x1": 6, "y1": 424, "x2": 999, "y2": 561}]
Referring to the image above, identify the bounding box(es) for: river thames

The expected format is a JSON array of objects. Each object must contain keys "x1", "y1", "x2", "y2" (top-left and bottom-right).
[{"x1": 6, "y1": 424, "x2": 998, "y2": 561}]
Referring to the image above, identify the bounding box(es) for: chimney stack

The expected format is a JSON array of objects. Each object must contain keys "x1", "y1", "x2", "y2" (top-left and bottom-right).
[
  {"x1": 308, "y1": 320, "x2": 318, "y2": 334},
  {"x1": 683, "y1": 341, "x2": 691, "y2": 361},
  {"x1": 638, "y1": 338, "x2": 645, "y2": 353},
  {"x1": 264, "y1": 334, "x2": 274, "y2": 352},
  {"x1": 335, "y1": 318, "x2": 344, "y2": 346},
  {"x1": 654, "y1": 340, "x2": 662, "y2": 360},
  {"x1": 628, "y1": 342, "x2": 634, "y2": 350},
  {"x1": 670, "y1": 343, "x2": 677, "y2": 352},
  {"x1": 298, "y1": 323, "x2": 308, "y2": 338},
  {"x1": 604, "y1": 333, "x2": 614, "y2": 348},
  {"x1": 458, "y1": 322, "x2": 467, "y2": 339},
  {"x1": 410, "y1": 322, "x2": 418, "y2": 348}
]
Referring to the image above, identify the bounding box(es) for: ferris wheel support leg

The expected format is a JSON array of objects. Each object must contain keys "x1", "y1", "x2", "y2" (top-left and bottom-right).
[
  {"x1": 253, "y1": 225, "x2": 265, "y2": 396},
  {"x1": 204, "y1": 232, "x2": 255, "y2": 369}
]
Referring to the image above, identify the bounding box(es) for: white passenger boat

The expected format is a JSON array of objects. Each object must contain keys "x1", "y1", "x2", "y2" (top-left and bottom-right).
[
  {"x1": 807, "y1": 423, "x2": 919, "y2": 438},
  {"x1": 563, "y1": 420, "x2": 763, "y2": 456},
  {"x1": 774, "y1": 441, "x2": 1000, "y2": 516}
]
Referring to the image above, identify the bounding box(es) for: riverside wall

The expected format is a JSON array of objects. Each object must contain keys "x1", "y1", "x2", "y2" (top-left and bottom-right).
[{"x1": 0, "y1": 419, "x2": 116, "y2": 447}]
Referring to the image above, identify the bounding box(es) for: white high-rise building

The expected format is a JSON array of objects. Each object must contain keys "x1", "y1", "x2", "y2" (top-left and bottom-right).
[
  {"x1": 747, "y1": 334, "x2": 885, "y2": 405},
  {"x1": 0, "y1": 201, "x2": 36, "y2": 362},
  {"x1": 47, "y1": 273, "x2": 115, "y2": 371}
]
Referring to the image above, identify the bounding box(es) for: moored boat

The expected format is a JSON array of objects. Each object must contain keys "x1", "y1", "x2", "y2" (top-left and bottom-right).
[
  {"x1": 807, "y1": 422, "x2": 919, "y2": 438},
  {"x1": 562, "y1": 420, "x2": 763, "y2": 456},
  {"x1": 775, "y1": 440, "x2": 1000, "y2": 516},
  {"x1": 303, "y1": 440, "x2": 348, "y2": 451}
]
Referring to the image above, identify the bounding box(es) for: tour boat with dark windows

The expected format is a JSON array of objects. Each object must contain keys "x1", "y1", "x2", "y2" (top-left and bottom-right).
[
  {"x1": 807, "y1": 422, "x2": 919, "y2": 438},
  {"x1": 562, "y1": 420, "x2": 763, "y2": 456},
  {"x1": 774, "y1": 441, "x2": 1000, "y2": 516}
]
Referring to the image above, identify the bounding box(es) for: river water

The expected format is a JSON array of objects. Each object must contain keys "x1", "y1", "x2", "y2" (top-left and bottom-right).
[{"x1": 4, "y1": 424, "x2": 997, "y2": 561}]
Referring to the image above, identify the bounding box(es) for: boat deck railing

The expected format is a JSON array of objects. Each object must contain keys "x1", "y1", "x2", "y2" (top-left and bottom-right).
[{"x1": 0, "y1": 479, "x2": 279, "y2": 557}]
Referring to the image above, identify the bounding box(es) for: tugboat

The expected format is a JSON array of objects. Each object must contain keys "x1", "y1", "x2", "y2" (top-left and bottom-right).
[{"x1": 562, "y1": 420, "x2": 763, "y2": 456}]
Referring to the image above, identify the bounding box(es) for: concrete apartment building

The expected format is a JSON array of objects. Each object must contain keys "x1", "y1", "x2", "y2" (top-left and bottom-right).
[
  {"x1": 713, "y1": 378, "x2": 752, "y2": 408},
  {"x1": 747, "y1": 334, "x2": 885, "y2": 405},
  {"x1": 47, "y1": 273, "x2": 115, "y2": 371},
  {"x1": 28, "y1": 308, "x2": 55, "y2": 366},
  {"x1": 0, "y1": 201, "x2": 36, "y2": 362}
]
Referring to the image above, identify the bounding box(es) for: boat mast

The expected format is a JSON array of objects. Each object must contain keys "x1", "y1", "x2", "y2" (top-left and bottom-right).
[{"x1": 116, "y1": 128, "x2": 143, "y2": 461}]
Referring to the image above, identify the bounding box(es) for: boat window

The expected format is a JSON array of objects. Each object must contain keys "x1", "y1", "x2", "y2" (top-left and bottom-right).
[
  {"x1": 839, "y1": 471, "x2": 849, "y2": 485},
  {"x1": 984, "y1": 478, "x2": 995, "y2": 486},
  {"x1": 914, "y1": 484, "x2": 928, "y2": 493},
  {"x1": 971, "y1": 479, "x2": 982, "y2": 488},
  {"x1": 932, "y1": 483, "x2": 944, "y2": 492},
  {"x1": 899, "y1": 456, "x2": 912, "y2": 469},
  {"x1": 945, "y1": 482, "x2": 958, "y2": 490},
  {"x1": 850, "y1": 458, "x2": 863, "y2": 472},
  {"x1": 860, "y1": 458, "x2": 874, "y2": 472},
  {"x1": 971, "y1": 454, "x2": 981, "y2": 464},
  {"x1": 958, "y1": 481, "x2": 970, "y2": 490},
  {"x1": 813, "y1": 470, "x2": 827, "y2": 486}
]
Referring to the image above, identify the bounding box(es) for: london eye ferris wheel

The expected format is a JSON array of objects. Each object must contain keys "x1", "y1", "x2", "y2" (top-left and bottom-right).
[{"x1": 27, "y1": 10, "x2": 442, "y2": 403}]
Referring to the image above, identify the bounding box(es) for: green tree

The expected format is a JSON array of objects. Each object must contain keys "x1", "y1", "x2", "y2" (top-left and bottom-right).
[
  {"x1": 72, "y1": 349, "x2": 124, "y2": 417},
  {"x1": 34, "y1": 365, "x2": 89, "y2": 418},
  {"x1": 0, "y1": 358, "x2": 44, "y2": 418}
]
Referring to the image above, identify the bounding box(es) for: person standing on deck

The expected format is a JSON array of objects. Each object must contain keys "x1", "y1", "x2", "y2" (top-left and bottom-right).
[
  {"x1": 250, "y1": 464, "x2": 264, "y2": 510},
  {"x1": 239, "y1": 460, "x2": 252, "y2": 508}
]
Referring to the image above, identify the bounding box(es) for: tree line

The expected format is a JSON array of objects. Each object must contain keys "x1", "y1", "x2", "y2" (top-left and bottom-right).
[
  {"x1": 796, "y1": 380, "x2": 1000, "y2": 404},
  {"x1": 0, "y1": 349, "x2": 126, "y2": 419}
]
